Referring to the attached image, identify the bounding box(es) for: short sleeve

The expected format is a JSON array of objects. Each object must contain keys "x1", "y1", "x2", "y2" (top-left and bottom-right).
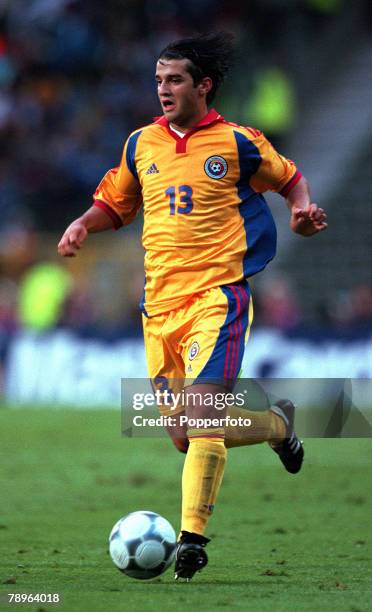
[
  {"x1": 93, "y1": 133, "x2": 143, "y2": 228},
  {"x1": 248, "y1": 131, "x2": 302, "y2": 195}
]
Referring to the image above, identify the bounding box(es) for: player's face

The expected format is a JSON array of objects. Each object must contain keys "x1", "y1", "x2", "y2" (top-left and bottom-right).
[{"x1": 156, "y1": 58, "x2": 210, "y2": 129}]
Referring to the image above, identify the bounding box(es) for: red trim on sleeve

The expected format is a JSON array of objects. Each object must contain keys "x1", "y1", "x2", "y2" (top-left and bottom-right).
[
  {"x1": 280, "y1": 170, "x2": 302, "y2": 197},
  {"x1": 93, "y1": 199, "x2": 123, "y2": 229}
]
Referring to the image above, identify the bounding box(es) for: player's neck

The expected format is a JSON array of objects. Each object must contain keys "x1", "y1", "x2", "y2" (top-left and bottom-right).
[{"x1": 170, "y1": 105, "x2": 209, "y2": 133}]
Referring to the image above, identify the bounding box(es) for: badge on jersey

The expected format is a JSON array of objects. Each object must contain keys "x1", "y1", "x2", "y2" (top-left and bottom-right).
[
  {"x1": 204, "y1": 156, "x2": 228, "y2": 180},
  {"x1": 188, "y1": 341, "x2": 200, "y2": 360}
]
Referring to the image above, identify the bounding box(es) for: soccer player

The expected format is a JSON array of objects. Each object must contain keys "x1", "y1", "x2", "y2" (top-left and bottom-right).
[{"x1": 58, "y1": 32, "x2": 327, "y2": 580}]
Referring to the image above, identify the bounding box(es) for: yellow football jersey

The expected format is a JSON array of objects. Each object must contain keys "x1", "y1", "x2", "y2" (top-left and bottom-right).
[{"x1": 93, "y1": 109, "x2": 301, "y2": 316}]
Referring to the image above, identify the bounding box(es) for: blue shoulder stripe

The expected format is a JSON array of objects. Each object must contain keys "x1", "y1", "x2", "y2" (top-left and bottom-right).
[
  {"x1": 233, "y1": 129, "x2": 277, "y2": 277},
  {"x1": 126, "y1": 130, "x2": 142, "y2": 180},
  {"x1": 233, "y1": 130, "x2": 262, "y2": 178}
]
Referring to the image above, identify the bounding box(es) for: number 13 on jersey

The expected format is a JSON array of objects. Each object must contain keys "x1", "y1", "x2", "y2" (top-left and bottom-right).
[{"x1": 165, "y1": 185, "x2": 193, "y2": 215}]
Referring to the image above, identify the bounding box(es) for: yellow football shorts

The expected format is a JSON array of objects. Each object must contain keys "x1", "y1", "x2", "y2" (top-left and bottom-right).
[{"x1": 142, "y1": 281, "x2": 253, "y2": 416}]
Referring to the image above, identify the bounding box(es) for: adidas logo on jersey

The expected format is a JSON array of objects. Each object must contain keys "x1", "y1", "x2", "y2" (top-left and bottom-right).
[{"x1": 146, "y1": 163, "x2": 159, "y2": 174}]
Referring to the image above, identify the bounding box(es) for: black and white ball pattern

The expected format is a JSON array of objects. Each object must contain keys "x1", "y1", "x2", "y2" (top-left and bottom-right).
[{"x1": 109, "y1": 511, "x2": 176, "y2": 580}]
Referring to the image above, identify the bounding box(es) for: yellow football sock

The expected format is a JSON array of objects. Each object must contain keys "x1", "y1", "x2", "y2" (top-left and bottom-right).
[
  {"x1": 181, "y1": 434, "x2": 227, "y2": 536},
  {"x1": 225, "y1": 405, "x2": 286, "y2": 448}
]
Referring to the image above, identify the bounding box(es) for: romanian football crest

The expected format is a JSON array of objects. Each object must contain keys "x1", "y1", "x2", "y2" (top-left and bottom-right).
[
  {"x1": 204, "y1": 156, "x2": 228, "y2": 180},
  {"x1": 188, "y1": 341, "x2": 200, "y2": 360}
]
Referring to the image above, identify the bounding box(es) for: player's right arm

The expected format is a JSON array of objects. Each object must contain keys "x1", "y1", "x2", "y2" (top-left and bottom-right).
[
  {"x1": 58, "y1": 206, "x2": 114, "y2": 257},
  {"x1": 58, "y1": 131, "x2": 142, "y2": 258}
]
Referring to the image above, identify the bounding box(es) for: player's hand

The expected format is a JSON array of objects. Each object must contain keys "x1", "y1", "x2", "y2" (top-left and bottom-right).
[
  {"x1": 290, "y1": 203, "x2": 328, "y2": 237},
  {"x1": 58, "y1": 222, "x2": 88, "y2": 257}
]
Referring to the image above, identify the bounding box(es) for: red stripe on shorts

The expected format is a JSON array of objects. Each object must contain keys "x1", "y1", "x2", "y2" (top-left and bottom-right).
[{"x1": 229, "y1": 286, "x2": 242, "y2": 379}]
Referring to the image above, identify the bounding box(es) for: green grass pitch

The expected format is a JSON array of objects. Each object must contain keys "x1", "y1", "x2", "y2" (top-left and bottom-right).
[{"x1": 0, "y1": 407, "x2": 371, "y2": 611}]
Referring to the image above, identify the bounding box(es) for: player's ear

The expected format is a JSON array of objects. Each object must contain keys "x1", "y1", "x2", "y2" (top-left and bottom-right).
[{"x1": 198, "y1": 77, "x2": 212, "y2": 98}]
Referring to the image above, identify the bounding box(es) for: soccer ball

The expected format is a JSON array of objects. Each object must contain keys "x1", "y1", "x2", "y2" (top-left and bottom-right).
[{"x1": 108, "y1": 511, "x2": 177, "y2": 580}]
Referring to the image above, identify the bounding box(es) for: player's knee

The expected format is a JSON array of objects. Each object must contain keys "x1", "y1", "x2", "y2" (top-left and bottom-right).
[{"x1": 172, "y1": 437, "x2": 189, "y2": 454}]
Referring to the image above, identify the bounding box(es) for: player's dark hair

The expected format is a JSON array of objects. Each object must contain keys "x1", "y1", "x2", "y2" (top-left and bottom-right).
[{"x1": 159, "y1": 32, "x2": 234, "y2": 105}]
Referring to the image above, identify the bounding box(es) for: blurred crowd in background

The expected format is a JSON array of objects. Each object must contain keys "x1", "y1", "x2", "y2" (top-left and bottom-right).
[{"x1": 0, "y1": 0, "x2": 371, "y2": 341}]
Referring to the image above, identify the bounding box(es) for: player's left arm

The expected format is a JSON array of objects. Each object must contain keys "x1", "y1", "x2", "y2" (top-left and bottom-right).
[
  {"x1": 286, "y1": 175, "x2": 327, "y2": 237},
  {"x1": 248, "y1": 130, "x2": 327, "y2": 237}
]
